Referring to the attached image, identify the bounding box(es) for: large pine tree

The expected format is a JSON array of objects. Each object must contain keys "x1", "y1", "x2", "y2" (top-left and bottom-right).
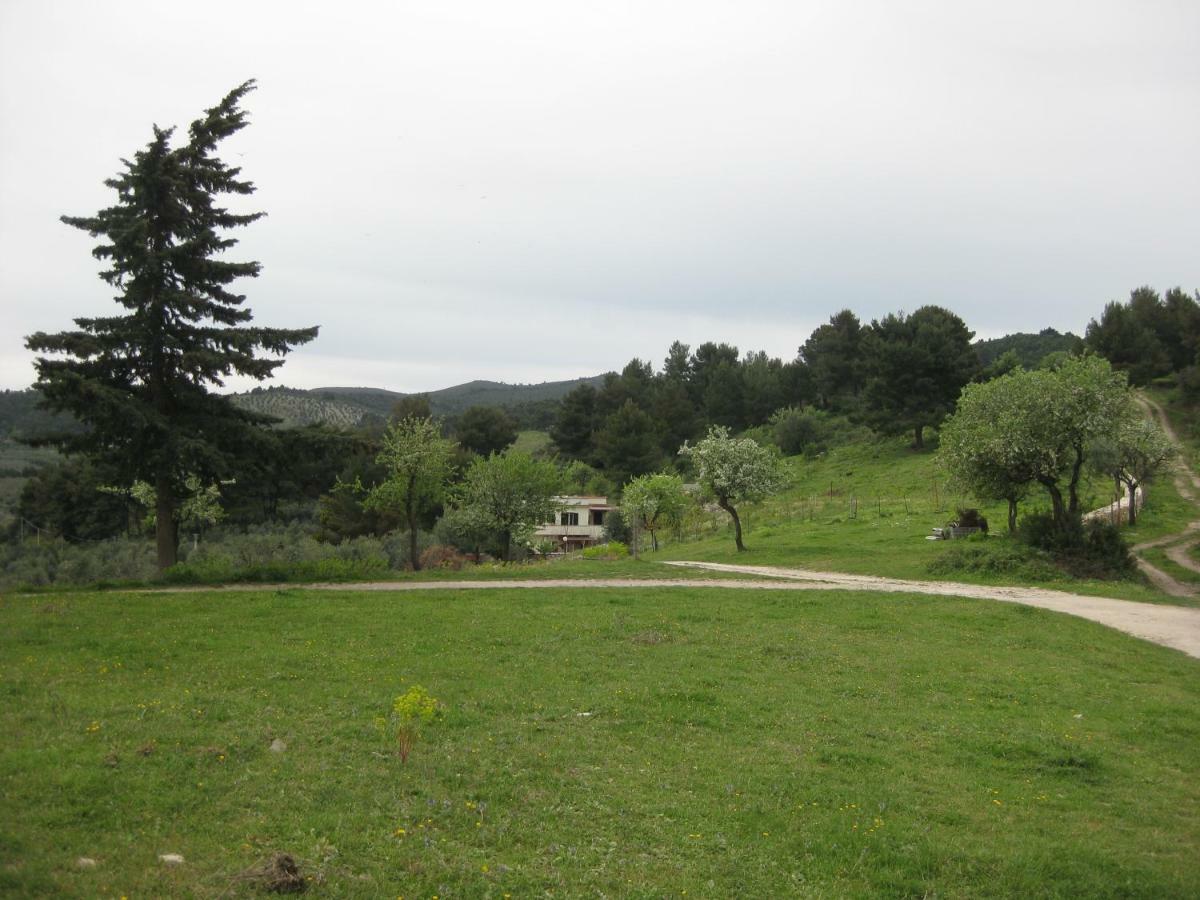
[{"x1": 26, "y1": 81, "x2": 318, "y2": 570}]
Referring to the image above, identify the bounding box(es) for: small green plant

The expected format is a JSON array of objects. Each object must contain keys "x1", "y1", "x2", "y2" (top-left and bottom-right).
[{"x1": 379, "y1": 685, "x2": 443, "y2": 763}]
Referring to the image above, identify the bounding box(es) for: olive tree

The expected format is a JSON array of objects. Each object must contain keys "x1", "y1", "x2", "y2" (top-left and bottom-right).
[
  {"x1": 939, "y1": 374, "x2": 1037, "y2": 532},
  {"x1": 679, "y1": 426, "x2": 787, "y2": 552},
  {"x1": 1097, "y1": 415, "x2": 1176, "y2": 526},
  {"x1": 621, "y1": 472, "x2": 690, "y2": 551},
  {"x1": 939, "y1": 356, "x2": 1131, "y2": 532}
]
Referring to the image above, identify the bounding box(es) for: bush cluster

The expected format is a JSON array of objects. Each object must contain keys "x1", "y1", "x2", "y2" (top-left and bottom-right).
[
  {"x1": 0, "y1": 523, "x2": 438, "y2": 589},
  {"x1": 928, "y1": 538, "x2": 1061, "y2": 581},
  {"x1": 1018, "y1": 512, "x2": 1136, "y2": 579}
]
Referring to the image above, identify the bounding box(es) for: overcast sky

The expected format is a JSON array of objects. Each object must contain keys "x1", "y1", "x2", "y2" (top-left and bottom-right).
[{"x1": 2, "y1": 1, "x2": 1197, "y2": 394}]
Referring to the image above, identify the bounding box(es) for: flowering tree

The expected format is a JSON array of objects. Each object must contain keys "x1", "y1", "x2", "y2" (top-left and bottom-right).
[
  {"x1": 621, "y1": 472, "x2": 690, "y2": 551},
  {"x1": 679, "y1": 426, "x2": 787, "y2": 551}
]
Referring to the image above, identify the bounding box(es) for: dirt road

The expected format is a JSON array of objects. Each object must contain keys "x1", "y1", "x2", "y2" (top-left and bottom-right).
[{"x1": 1132, "y1": 396, "x2": 1200, "y2": 596}]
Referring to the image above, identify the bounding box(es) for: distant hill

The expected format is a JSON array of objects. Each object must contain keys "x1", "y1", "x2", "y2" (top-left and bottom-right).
[
  {"x1": 229, "y1": 387, "x2": 376, "y2": 428},
  {"x1": 230, "y1": 376, "x2": 607, "y2": 427},
  {"x1": 974, "y1": 329, "x2": 1084, "y2": 368}
]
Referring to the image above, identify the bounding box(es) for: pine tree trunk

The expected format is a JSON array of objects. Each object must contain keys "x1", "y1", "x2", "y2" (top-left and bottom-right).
[
  {"x1": 650, "y1": 530, "x2": 659, "y2": 551},
  {"x1": 718, "y1": 497, "x2": 745, "y2": 552},
  {"x1": 1007, "y1": 498, "x2": 1018, "y2": 533},
  {"x1": 502, "y1": 529, "x2": 512, "y2": 563},
  {"x1": 155, "y1": 475, "x2": 178, "y2": 571},
  {"x1": 913, "y1": 425, "x2": 924, "y2": 450}
]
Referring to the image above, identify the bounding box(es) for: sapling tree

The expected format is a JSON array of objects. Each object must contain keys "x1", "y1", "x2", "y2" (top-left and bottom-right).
[
  {"x1": 621, "y1": 472, "x2": 690, "y2": 551},
  {"x1": 364, "y1": 416, "x2": 453, "y2": 570},
  {"x1": 379, "y1": 685, "x2": 443, "y2": 763},
  {"x1": 679, "y1": 426, "x2": 787, "y2": 552}
]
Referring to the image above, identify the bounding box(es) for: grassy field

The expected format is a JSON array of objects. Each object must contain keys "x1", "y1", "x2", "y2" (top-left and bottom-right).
[
  {"x1": 510, "y1": 430, "x2": 553, "y2": 456},
  {"x1": 2, "y1": 586, "x2": 1198, "y2": 898}
]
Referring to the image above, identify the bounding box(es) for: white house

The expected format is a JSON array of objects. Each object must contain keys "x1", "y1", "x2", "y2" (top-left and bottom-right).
[{"x1": 534, "y1": 496, "x2": 616, "y2": 552}]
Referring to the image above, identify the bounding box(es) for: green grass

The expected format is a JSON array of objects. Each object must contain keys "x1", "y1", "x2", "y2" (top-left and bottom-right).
[
  {"x1": 510, "y1": 430, "x2": 552, "y2": 456},
  {"x1": 1, "y1": 587, "x2": 1198, "y2": 897},
  {"x1": 649, "y1": 437, "x2": 1195, "y2": 605}
]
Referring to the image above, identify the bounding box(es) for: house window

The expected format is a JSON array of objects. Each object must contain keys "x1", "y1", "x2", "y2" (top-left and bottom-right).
[
  {"x1": 561, "y1": 512, "x2": 579, "y2": 526},
  {"x1": 590, "y1": 510, "x2": 606, "y2": 526}
]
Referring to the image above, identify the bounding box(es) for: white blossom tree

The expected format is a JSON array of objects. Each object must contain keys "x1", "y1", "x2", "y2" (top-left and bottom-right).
[{"x1": 679, "y1": 426, "x2": 787, "y2": 551}]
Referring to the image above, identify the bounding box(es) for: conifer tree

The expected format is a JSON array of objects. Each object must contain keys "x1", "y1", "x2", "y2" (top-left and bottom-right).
[{"x1": 26, "y1": 81, "x2": 318, "y2": 570}]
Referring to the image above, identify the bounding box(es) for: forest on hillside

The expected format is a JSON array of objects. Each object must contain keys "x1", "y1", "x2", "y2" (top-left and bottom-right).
[{"x1": 6, "y1": 286, "x2": 1193, "y2": 563}]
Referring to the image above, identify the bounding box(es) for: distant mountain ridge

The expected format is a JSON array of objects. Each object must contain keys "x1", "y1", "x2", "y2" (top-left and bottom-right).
[{"x1": 230, "y1": 376, "x2": 607, "y2": 427}]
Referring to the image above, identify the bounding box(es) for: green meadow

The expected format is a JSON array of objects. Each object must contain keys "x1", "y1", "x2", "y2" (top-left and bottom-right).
[{"x1": 2, "y1": 585, "x2": 1198, "y2": 897}]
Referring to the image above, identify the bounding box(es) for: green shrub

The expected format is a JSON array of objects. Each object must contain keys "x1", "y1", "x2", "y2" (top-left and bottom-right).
[
  {"x1": 928, "y1": 539, "x2": 1061, "y2": 581},
  {"x1": 1017, "y1": 512, "x2": 1136, "y2": 579},
  {"x1": 771, "y1": 407, "x2": 869, "y2": 457}
]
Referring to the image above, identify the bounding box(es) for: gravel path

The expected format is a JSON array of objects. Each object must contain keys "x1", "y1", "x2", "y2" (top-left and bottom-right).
[{"x1": 1131, "y1": 396, "x2": 1200, "y2": 597}]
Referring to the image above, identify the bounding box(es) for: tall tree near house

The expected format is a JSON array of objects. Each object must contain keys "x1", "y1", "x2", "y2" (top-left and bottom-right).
[
  {"x1": 364, "y1": 416, "x2": 454, "y2": 570},
  {"x1": 594, "y1": 399, "x2": 663, "y2": 486},
  {"x1": 550, "y1": 383, "x2": 599, "y2": 459},
  {"x1": 26, "y1": 81, "x2": 318, "y2": 570},
  {"x1": 680, "y1": 426, "x2": 787, "y2": 552},
  {"x1": 859, "y1": 306, "x2": 978, "y2": 449},
  {"x1": 454, "y1": 405, "x2": 518, "y2": 457}
]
